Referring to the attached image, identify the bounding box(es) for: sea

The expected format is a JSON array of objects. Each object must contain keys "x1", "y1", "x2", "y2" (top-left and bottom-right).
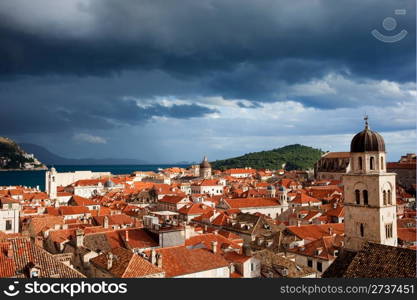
[{"x1": 0, "y1": 164, "x2": 188, "y2": 191}]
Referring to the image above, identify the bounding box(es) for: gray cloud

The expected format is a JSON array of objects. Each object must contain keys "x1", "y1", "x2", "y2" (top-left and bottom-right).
[{"x1": 0, "y1": 0, "x2": 415, "y2": 161}]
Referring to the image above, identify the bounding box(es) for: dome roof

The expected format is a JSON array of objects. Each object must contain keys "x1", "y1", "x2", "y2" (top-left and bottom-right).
[
  {"x1": 200, "y1": 156, "x2": 211, "y2": 168},
  {"x1": 350, "y1": 118, "x2": 385, "y2": 153},
  {"x1": 104, "y1": 179, "x2": 115, "y2": 188}
]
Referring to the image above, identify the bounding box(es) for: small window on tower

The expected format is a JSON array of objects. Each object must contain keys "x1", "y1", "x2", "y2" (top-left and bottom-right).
[
  {"x1": 370, "y1": 157, "x2": 375, "y2": 170},
  {"x1": 385, "y1": 223, "x2": 393, "y2": 239},
  {"x1": 358, "y1": 157, "x2": 363, "y2": 170},
  {"x1": 388, "y1": 190, "x2": 392, "y2": 205},
  {"x1": 5, "y1": 220, "x2": 12, "y2": 231},
  {"x1": 355, "y1": 190, "x2": 360, "y2": 205},
  {"x1": 360, "y1": 223, "x2": 365, "y2": 237},
  {"x1": 383, "y1": 190, "x2": 387, "y2": 205},
  {"x1": 363, "y1": 190, "x2": 368, "y2": 205}
]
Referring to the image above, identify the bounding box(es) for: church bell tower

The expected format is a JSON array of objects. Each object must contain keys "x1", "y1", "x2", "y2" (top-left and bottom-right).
[{"x1": 343, "y1": 117, "x2": 397, "y2": 251}]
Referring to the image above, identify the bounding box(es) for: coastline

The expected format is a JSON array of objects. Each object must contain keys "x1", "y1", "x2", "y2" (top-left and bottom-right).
[{"x1": 0, "y1": 167, "x2": 48, "y2": 172}]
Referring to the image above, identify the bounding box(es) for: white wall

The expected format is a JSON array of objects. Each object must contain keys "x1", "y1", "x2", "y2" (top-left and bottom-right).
[
  {"x1": 174, "y1": 266, "x2": 230, "y2": 278},
  {"x1": 0, "y1": 209, "x2": 19, "y2": 233}
]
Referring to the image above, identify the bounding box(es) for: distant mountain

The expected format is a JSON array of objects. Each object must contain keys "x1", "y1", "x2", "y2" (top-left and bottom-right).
[
  {"x1": 19, "y1": 143, "x2": 148, "y2": 165},
  {"x1": 0, "y1": 137, "x2": 46, "y2": 170},
  {"x1": 211, "y1": 144, "x2": 325, "y2": 171}
]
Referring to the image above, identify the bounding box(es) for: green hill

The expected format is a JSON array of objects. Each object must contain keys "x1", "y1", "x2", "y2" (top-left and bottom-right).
[
  {"x1": 0, "y1": 137, "x2": 45, "y2": 170},
  {"x1": 211, "y1": 144, "x2": 325, "y2": 171}
]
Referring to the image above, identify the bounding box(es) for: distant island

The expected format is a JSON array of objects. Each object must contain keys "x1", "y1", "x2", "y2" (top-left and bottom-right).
[
  {"x1": 19, "y1": 143, "x2": 148, "y2": 166},
  {"x1": 0, "y1": 137, "x2": 47, "y2": 171},
  {"x1": 211, "y1": 144, "x2": 325, "y2": 171}
]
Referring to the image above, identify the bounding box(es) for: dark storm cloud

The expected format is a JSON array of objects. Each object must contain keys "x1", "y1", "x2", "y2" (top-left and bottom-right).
[
  {"x1": 0, "y1": 82, "x2": 217, "y2": 135},
  {"x1": 0, "y1": 0, "x2": 414, "y2": 142},
  {"x1": 0, "y1": 0, "x2": 414, "y2": 84}
]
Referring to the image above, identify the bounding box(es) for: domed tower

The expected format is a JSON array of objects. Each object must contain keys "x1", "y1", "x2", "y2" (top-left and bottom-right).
[
  {"x1": 199, "y1": 156, "x2": 212, "y2": 178},
  {"x1": 343, "y1": 117, "x2": 397, "y2": 251}
]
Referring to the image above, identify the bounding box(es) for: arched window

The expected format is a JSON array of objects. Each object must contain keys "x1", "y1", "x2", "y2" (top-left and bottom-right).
[
  {"x1": 383, "y1": 190, "x2": 387, "y2": 205},
  {"x1": 358, "y1": 157, "x2": 363, "y2": 170},
  {"x1": 363, "y1": 190, "x2": 368, "y2": 205},
  {"x1": 381, "y1": 157, "x2": 384, "y2": 170},
  {"x1": 388, "y1": 190, "x2": 392, "y2": 205},
  {"x1": 360, "y1": 223, "x2": 364, "y2": 237},
  {"x1": 370, "y1": 157, "x2": 375, "y2": 170},
  {"x1": 355, "y1": 190, "x2": 361, "y2": 205}
]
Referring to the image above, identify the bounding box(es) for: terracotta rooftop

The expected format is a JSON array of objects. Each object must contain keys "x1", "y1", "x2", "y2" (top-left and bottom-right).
[
  {"x1": 152, "y1": 246, "x2": 229, "y2": 277},
  {"x1": 0, "y1": 238, "x2": 85, "y2": 278},
  {"x1": 323, "y1": 243, "x2": 416, "y2": 278},
  {"x1": 90, "y1": 247, "x2": 164, "y2": 278}
]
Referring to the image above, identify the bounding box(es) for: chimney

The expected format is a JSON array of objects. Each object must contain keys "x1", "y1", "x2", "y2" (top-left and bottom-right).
[
  {"x1": 297, "y1": 220, "x2": 301, "y2": 227},
  {"x1": 106, "y1": 252, "x2": 113, "y2": 270},
  {"x1": 125, "y1": 230, "x2": 129, "y2": 242},
  {"x1": 151, "y1": 249, "x2": 157, "y2": 265},
  {"x1": 156, "y1": 253, "x2": 163, "y2": 268},
  {"x1": 104, "y1": 216, "x2": 109, "y2": 229},
  {"x1": 333, "y1": 202, "x2": 337, "y2": 209},
  {"x1": 75, "y1": 229, "x2": 84, "y2": 248},
  {"x1": 7, "y1": 244, "x2": 13, "y2": 258},
  {"x1": 243, "y1": 245, "x2": 252, "y2": 256},
  {"x1": 35, "y1": 236, "x2": 43, "y2": 248},
  {"x1": 328, "y1": 227, "x2": 334, "y2": 235},
  {"x1": 211, "y1": 241, "x2": 218, "y2": 254}
]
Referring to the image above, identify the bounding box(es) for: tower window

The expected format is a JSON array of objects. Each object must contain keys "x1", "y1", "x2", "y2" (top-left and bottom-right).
[
  {"x1": 360, "y1": 223, "x2": 365, "y2": 237},
  {"x1": 370, "y1": 157, "x2": 375, "y2": 170},
  {"x1": 383, "y1": 190, "x2": 387, "y2": 205},
  {"x1": 355, "y1": 190, "x2": 360, "y2": 205},
  {"x1": 5, "y1": 220, "x2": 12, "y2": 231},
  {"x1": 358, "y1": 157, "x2": 363, "y2": 170},
  {"x1": 363, "y1": 190, "x2": 368, "y2": 205},
  {"x1": 388, "y1": 190, "x2": 392, "y2": 205},
  {"x1": 385, "y1": 223, "x2": 393, "y2": 239}
]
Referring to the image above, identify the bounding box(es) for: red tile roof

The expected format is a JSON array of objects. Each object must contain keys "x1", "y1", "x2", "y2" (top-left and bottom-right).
[
  {"x1": 291, "y1": 193, "x2": 321, "y2": 204},
  {"x1": 152, "y1": 246, "x2": 229, "y2": 277},
  {"x1": 90, "y1": 248, "x2": 164, "y2": 278},
  {"x1": 398, "y1": 228, "x2": 417, "y2": 242},
  {"x1": 59, "y1": 206, "x2": 90, "y2": 216},
  {"x1": 178, "y1": 203, "x2": 214, "y2": 216},
  {"x1": 159, "y1": 195, "x2": 188, "y2": 204},
  {"x1": 0, "y1": 238, "x2": 85, "y2": 278},
  {"x1": 223, "y1": 198, "x2": 280, "y2": 209},
  {"x1": 185, "y1": 233, "x2": 241, "y2": 253},
  {"x1": 287, "y1": 223, "x2": 344, "y2": 240}
]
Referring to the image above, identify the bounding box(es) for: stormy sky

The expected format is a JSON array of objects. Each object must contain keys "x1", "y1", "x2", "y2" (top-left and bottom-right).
[{"x1": 0, "y1": 0, "x2": 415, "y2": 163}]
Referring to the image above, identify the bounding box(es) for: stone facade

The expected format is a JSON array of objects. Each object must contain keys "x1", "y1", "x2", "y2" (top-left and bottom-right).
[{"x1": 343, "y1": 124, "x2": 397, "y2": 252}]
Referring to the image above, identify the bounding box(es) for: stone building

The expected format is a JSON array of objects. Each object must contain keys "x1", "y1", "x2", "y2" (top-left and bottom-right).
[
  {"x1": 314, "y1": 152, "x2": 351, "y2": 181},
  {"x1": 343, "y1": 118, "x2": 397, "y2": 251},
  {"x1": 387, "y1": 153, "x2": 416, "y2": 192}
]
